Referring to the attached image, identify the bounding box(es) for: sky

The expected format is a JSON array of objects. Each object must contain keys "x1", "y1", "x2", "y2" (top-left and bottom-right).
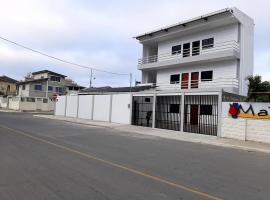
[{"x1": 0, "y1": 0, "x2": 269, "y2": 87}]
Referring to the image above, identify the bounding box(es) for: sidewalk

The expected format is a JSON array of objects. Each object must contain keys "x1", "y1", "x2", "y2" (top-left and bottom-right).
[{"x1": 35, "y1": 114, "x2": 270, "y2": 154}]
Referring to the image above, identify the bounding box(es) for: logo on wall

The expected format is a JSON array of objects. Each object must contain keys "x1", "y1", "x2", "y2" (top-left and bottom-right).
[{"x1": 228, "y1": 103, "x2": 270, "y2": 119}]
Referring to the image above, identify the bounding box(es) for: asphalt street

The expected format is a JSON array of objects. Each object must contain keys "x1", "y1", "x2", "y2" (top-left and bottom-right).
[{"x1": 0, "y1": 112, "x2": 270, "y2": 200}]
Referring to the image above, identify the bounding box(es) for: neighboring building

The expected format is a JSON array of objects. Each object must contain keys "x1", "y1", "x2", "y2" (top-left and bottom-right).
[
  {"x1": 0, "y1": 75, "x2": 18, "y2": 96},
  {"x1": 65, "y1": 79, "x2": 85, "y2": 95},
  {"x1": 17, "y1": 70, "x2": 67, "y2": 98}
]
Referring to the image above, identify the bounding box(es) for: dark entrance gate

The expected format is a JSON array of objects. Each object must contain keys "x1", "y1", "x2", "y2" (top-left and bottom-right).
[
  {"x1": 155, "y1": 95, "x2": 181, "y2": 131},
  {"x1": 184, "y1": 95, "x2": 218, "y2": 136},
  {"x1": 132, "y1": 96, "x2": 153, "y2": 127}
]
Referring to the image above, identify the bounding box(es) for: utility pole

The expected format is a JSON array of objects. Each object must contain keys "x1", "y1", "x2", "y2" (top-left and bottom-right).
[
  {"x1": 129, "y1": 73, "x2": 132, "y2": 92},
  {"x1": 90, "y1": 69, "x2": 93, "y2": 88}
]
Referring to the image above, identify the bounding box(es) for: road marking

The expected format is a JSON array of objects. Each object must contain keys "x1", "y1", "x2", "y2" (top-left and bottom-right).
[{"x1": 0, "y1": 124, "x2": 223, "y2": 200}]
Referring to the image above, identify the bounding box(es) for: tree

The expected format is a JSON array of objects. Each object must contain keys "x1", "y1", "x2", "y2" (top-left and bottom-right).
[{"x1": 246, "y1": 75, "x2": 270, "y2": 102}]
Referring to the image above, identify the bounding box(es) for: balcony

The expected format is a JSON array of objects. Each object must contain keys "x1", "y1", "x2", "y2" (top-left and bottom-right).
[
  {"x1": 150, "y1": 77, "x2": 239, "y2": 93},
  {"x1": 138, "y1": 40, "x2": 240, "y2": 70}
]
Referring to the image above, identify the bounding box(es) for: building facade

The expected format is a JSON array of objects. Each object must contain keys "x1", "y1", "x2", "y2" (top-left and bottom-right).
[
  {"x1": 0, "y1": 75, "x2": 17, "y2": 96},
  {"x1": 132, "y1": 8, "x2": 254, "y2": 136},
  {"x1": 17, "y1": 70, "x2": 67, "y2": 98}
]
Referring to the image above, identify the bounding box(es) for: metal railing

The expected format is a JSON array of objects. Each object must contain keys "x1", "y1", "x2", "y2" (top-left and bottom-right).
[
  {"x1": 138, "y1": 40, "x2": 240, "y2": 65},
  {"x1": 149, "y1": 77, "x2": 239, "y2": 90}
]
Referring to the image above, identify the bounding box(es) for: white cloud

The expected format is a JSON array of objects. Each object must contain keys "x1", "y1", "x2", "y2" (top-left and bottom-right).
[{"x1": 0, "y1": 0, "x2": 269, "y2": 86}]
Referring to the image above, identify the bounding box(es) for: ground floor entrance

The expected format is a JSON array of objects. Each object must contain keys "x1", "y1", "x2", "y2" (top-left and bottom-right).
[{"x1": 132, "y1": 94, "x2": 219, "y2": 136}]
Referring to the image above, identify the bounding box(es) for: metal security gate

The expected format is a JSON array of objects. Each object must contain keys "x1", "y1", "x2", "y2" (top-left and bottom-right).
[
  {"x1": 184, "y1": 95, "x2": 218, "y2": 136},
  {"x1": 132, "y1": 96, "x2": 153, "y2": 127},
  {"x1": 155, "y1": 95, "x2": 181, "y2": 131}
]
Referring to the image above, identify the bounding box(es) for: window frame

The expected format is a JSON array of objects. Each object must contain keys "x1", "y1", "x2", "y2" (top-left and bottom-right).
[
  {"x1": 172, "y1": 45, "x2": 181, "y2": 55},
  {"x1": 34, "y1": 84, "x2": 42, "y2": 91},
  {"x1": 202, "y1": 38, "x2": 214, "y2": 50},
  {"x1": 201, "y1": 71, "x2": 213, "y2": 82},
  {"x1": 170, "y1": 74, "x2": 180, "y2": 84}
]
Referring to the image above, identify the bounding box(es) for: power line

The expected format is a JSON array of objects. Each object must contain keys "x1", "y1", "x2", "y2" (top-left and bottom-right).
[{"x1": 0, "y1": 36, "x2": 129, "y2": 76}]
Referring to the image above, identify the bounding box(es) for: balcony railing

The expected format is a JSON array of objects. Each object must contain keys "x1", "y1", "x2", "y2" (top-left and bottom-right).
[
  {"x1": 149, "y1": 77, "x2": 239, "y2": 90},
  {"x1": 138, "y1": 40, "x2": 240, "y2": 65}
]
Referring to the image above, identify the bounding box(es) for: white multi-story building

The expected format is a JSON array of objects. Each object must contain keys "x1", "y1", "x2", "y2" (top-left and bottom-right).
[
  {"x1": 135, "y1": 7, "x2": 254, "y2": 96},
  {"x1": 131, "y1": 8, "x2": 254, "y2": 136}
]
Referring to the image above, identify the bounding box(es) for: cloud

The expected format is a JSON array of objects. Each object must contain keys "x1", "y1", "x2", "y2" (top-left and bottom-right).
[{"x1": 0, "y1": 0, "x2": 269, "y2": 86}]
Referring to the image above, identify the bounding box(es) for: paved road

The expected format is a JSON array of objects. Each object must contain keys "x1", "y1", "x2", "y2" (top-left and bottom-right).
[{"x1": 0, "y1": 112, "x2": 270, "y2": 200}]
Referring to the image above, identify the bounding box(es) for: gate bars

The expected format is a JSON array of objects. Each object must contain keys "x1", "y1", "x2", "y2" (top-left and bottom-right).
[{"x1": 132, "y1": 94, "x2": 219, "y2": 136}]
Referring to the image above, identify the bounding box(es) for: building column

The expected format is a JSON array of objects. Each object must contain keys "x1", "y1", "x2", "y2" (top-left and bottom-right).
[
  {"x1": 217, "y1": 90, "x2": 223, "y2": 137},
  {"x1": 152, "y1": 93, "x2": 156, "y2": 128},
  {"x1": 180, "y1": 92, "x2": 185, "y2": 132}
]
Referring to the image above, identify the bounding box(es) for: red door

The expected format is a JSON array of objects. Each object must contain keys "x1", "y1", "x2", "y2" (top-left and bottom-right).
[
  {"x1": 190, "y1": 105, "x2": 198, "y2": 125},
  {"x1": 181, "y1": 73, "x2": 189, "y2": 89},
  {"x1": 191, "y1": 72, "x2": 199, "y2": 88}
]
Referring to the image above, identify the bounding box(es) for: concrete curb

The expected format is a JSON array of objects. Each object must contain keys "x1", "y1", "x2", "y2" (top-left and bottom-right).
[{"x1": 34, "y1": 114, "x2": 270, "y2": 154}]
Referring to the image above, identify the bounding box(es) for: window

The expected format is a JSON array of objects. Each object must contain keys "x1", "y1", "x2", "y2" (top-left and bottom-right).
[
  {"x1": 48, "y1": 86, "x2": 53, "y2": 91},
  {"x1": 202, "y1": 38, "x2": 214, "y2": 49},
  {"x1": 55, "y1": 87, "x2": 63, "y2": 93},
  {"x1": 192, "y1": 41, "x2": 200, "y2": 56},
  {"x1": 201, "y1": 71, "x2": 213, "y2": 81},
  {"x1": 34, "y1": 84, "x2": 42, "y2": 91},
  {"x1": 22, "y1": 85, "x2": 26, "y2": 90},
  {"x1": 145, "y1": 97, "x2": 151, "y2": 102},
  {"x1": 169, "y1": 104, "x2": 180, "y2": 113},
  {"x1": 170, "y1": 74, "x2": 180, "y2": 84},
  {"x1": 183, "y1": 43, "x2": 190, "y2": 57},
  {"x1": 172, "y1": 45, "x2": 181, "y2": 55},
  {"x1": 50, "y1": 76, "x2": 61, "y2": 82},
  {"x1": 200, "y1": 105, "x2": 213, "y2": 115},
  {"x1": 181, "y1": 73, "x2": 189, "y2": 89},
  {"x1": 43, "y1": 98, "x2": 48, "y2": 103}
]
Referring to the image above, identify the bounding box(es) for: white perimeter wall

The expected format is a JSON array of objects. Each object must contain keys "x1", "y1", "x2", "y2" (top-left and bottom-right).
[
  {"x1": 93, "y1": 95, "x2": 111, "y2": 121},
  {"x1": 78, "y1": 95, "x2": 93, "y2": 120},
  {"x1": 111, "y1": 94, "x2": 131, "y2": 124},
  {"x1": 55, "y1": 94, "x2": 132, "y2": 124},
  {"x1": 221, "y1": 102, "x2": 270, "y2": 143},
  {"x1": 55, "y1": 96, "x2": 66, "y2": 116},
  {"x1": 66, "y1": 95, "x2": 78, "y2": 118}
]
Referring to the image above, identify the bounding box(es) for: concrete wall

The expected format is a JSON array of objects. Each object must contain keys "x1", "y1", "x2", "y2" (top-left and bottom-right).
[
  {"x1": 221, "y1": 102, "x2": 270, "y2": 143},
  {"x1": 55, "y1": 96, "x2": 66, "y2": 116},
  {"x1": 111, "y1": 94, "x2": 131, "y2": 124},
  {"x1": 55, "y1": 94, "x2": 132, "y2": 124},
  {"x1": 8, "y1": 97, "x2": 20, "y2": 110},
  {"x1": 78, "y1": 95, "x2": 93, "y2": 120},
  {"x1": 0, "y1": 97, "x2": 8, "y2": 108},
  {"x1": 93, "y1": 95, "x2": 111, "y2": 122},
  {"x1": 66, "y1": 95, "x2": 78, "y2": 118}
]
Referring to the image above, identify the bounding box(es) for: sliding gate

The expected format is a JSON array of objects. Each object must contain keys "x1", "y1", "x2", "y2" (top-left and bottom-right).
[{"x1": 184, "y1": 95, "x2": 218, "y2": 136}]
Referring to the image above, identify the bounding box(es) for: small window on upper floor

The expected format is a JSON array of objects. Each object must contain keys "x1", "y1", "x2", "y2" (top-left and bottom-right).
[
  {"x1": 170, "y1": 74, "x2": 180, "y2": 84},
  {"x1": 202, "y1": 38, "x2": 214, "y2": 49},
  {"x1": 201, "y1": 71, "x2": 213, "y2": 81},
  {"x1": 50, "y1": 76, "x2": 61, "y2": 82},
  {"x1": 172, "y1": 45, "x2": 181, "y2": 55},
  {"x1": 34, "y1": 84, "x2": 42, "y2": 91},
  {"x1": 22, "y1": 84, "x2": 26, "y2": 90}
]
